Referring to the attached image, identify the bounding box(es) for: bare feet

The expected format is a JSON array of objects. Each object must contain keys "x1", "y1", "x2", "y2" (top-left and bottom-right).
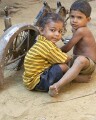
[
  {"x1": 73, "y1": 75, "x2": 91, "y2": 83},
  {"x1": 48, "y1": 85, "x2": 59, "y2": 97}
]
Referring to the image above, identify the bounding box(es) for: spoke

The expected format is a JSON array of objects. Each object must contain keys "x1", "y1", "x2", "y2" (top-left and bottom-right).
[{"x1": 4, "y1": 30, "x2": 28, "y2": 68}]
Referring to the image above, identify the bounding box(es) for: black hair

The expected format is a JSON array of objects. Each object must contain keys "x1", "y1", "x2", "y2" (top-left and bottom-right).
[
  {"x1": 39, "y1": 12, "x2": 64, "y2": 28},
  {"x1": 70, "y1": 0, "x2": 91, "y2": 17}
]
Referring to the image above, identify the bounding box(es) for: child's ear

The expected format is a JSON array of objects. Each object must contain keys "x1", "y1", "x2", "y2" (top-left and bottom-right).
[
  {"x1": 39, "y1": 27, "x2": 44, "y2": 35},
  {"x1": 87, "y1": 17, "x2": 91, "y2": 22}
]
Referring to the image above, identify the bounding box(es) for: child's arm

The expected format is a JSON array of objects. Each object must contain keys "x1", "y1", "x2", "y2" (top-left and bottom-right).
[
  {"x1": 61, "y1": 28, "x2": 84, "y2": 53},
  {"x1": 47, "y1": 47, "x2": 72, "y2": 65}
]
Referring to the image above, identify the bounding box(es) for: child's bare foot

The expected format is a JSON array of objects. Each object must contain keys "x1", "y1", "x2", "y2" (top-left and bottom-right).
[{"x1": 48, "y1": 85, "x2": 59, "y2": 97}]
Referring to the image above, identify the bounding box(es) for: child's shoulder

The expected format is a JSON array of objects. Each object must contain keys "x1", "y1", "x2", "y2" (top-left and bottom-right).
[
  {"x1": 78, "y1": 26, "x2": 88, "y2": 31},
  {"x1": 76, "y1": 27, "x2": 90, "y2": 34}
]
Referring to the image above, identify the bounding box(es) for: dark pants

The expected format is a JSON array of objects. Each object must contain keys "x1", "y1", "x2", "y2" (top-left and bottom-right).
[{"x1": 34, "y1": 64, "x2": 64, "y2": 92}]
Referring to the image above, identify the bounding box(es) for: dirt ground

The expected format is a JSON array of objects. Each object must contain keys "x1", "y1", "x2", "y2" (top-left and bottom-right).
[{"x1": 0, "y1": 0, "x2": 96, "y2": 120}]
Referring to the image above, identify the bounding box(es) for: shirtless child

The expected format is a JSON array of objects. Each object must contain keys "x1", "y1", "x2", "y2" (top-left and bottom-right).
[{"x1": 49, "y1": 0, "x2": 96, "y2": 96}]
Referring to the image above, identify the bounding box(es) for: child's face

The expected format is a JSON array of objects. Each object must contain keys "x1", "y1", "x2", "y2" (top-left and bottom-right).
[
  {"x1": 40, "y1": 21, "x2": 64, "y2": 44},
  {"x1": 70, "y1": 10, "x2": 91, "y2": 30}
]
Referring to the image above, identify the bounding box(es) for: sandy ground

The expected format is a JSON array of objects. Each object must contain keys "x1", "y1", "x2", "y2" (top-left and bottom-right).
[{"x1": 0, "y1": 0, "x2": 96, "y2": 120}]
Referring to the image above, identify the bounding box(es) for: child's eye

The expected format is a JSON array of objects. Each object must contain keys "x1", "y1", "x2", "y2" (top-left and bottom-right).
[
  {"x1": 50, "y1": 29, "x2": 55, "y2": 32},
  {"x1": 78, "y1": 16, "x2": 82, "y2": 19},
  {"x1": 70, "y1": 15, "x2": 74, "y2": 18},
  {"x1": 59, "y1": 30, "x2": 63, "y2": 34}
]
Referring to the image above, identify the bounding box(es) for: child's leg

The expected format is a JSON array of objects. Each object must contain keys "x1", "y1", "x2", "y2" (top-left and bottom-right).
[
  {"x1": 48, "y1": 56, "x2": 90, "y2": 97},
  {"x1": 73, "y1": 57, "x2": 95, "y2": 83},
  {"x1": 73, "y1": 74, "x2": 91, "y2": 83},
  {"x1": 34, "y1": 64, "x2": 69, "y2": 92}
]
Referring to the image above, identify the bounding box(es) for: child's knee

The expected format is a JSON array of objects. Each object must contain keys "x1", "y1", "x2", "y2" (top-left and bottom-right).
[{"x1": 75, "y1": 56, "x2": 89, "y2": 66}]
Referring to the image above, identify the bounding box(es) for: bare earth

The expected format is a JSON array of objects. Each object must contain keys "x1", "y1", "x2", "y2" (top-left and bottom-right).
[{"x1": 0, "y1": 0, "x2": 96, "y2": 120}]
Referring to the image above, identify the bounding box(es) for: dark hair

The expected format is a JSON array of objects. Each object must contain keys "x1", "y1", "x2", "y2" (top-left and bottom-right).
[
  {"x1": 70, "y1": 0, "x2": 91, "y2": 17},
  {"x1": 39, "y1": 12, "x2": 64, "y2": 28}
]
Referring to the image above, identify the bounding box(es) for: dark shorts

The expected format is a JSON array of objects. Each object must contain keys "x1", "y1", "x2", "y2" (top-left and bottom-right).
[{"x1": 34, "y1": 64, "x2": 64, "y2": 92}]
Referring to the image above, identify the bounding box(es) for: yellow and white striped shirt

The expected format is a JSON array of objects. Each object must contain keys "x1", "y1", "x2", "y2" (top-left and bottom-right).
[{"x1": 23, "y1": 35, "x2": 68, "y2": 90}]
